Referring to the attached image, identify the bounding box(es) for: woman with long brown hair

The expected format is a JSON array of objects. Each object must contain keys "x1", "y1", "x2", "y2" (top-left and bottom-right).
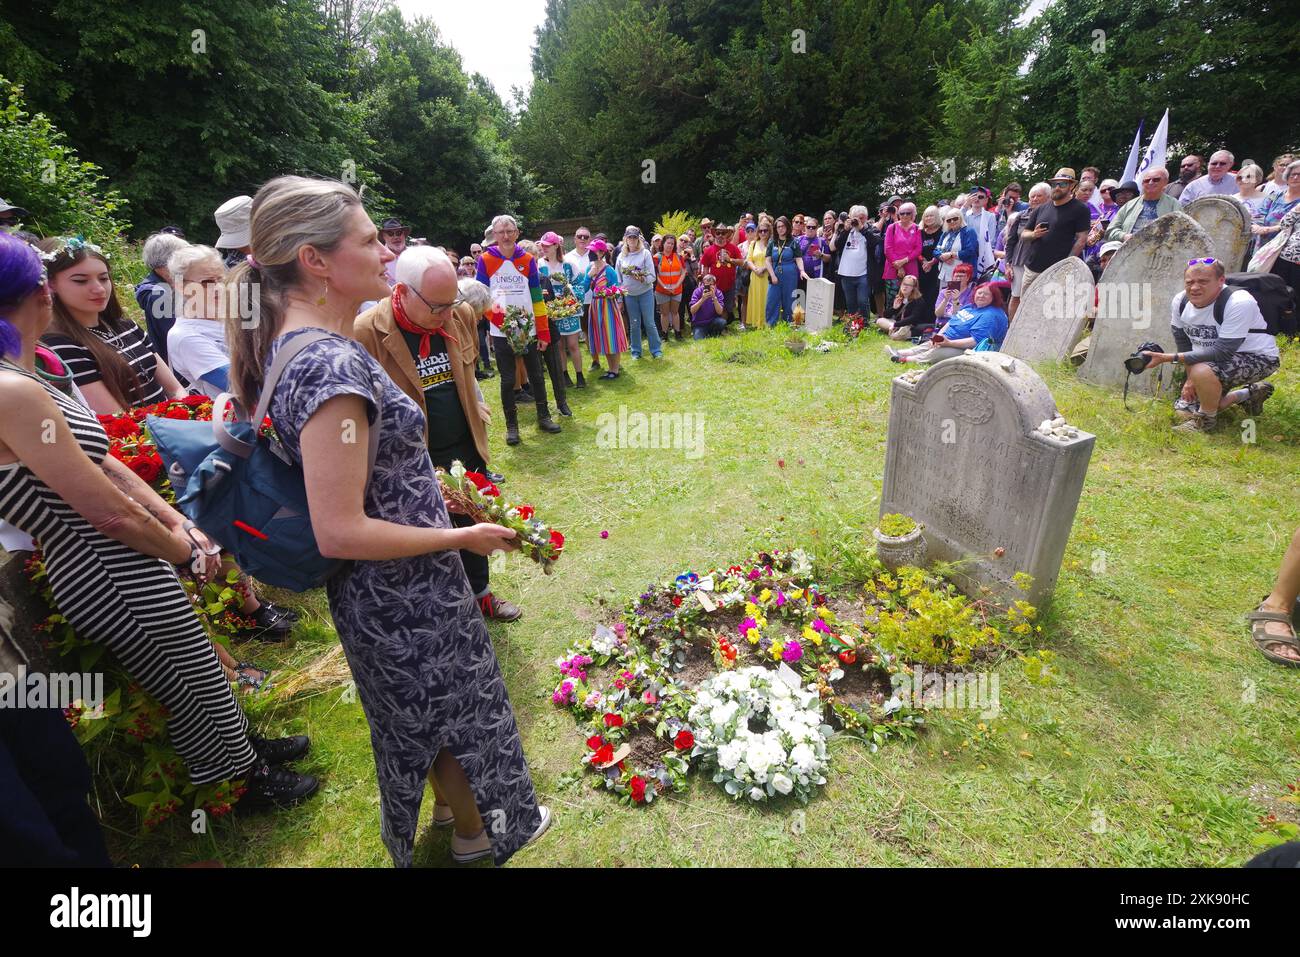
[
  {"x1": 223, "y1": 175, "x2": 550, "y2": 867},
  {"x1": 39, "y1": 238, "x2": 186, "y2": 414}
]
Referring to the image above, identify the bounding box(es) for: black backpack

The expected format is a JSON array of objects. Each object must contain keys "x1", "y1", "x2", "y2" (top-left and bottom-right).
[{"x1": 1176, "y1": 273, "x2": 1294, "y2": 336}]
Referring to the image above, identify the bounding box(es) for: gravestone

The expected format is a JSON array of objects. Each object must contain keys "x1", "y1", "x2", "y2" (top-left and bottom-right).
[
  {"x1": 1183, "y1": 195, "x2": 1253, "y2": 272},
  {"x1": 880, "y1": 353, "x2": 1095, "y2": 606},
  {"x1": 1079, "y1": 212, "x2": 1212, "y2": 395},
  {"x1": 1002, "y1": 257, "x2": 1094, "y2": 363},
  {"x1": 804, "y1": 277, "x2": 834, "y2": 332}
]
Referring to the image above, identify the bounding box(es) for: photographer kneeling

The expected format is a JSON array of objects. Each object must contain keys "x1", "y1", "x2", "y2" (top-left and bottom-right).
[{"x1": 1141, "y1": 259, "x2": 1280, "y2": 434}]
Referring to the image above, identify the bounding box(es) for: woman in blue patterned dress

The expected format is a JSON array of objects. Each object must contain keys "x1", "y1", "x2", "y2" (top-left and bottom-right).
[{"x1": 225, "y1": 176, "x2": 552, "y2": 866}]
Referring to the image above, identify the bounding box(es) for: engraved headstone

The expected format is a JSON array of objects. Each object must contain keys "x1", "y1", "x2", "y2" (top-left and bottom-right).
[
  {"x1": 804, "y1": 277, "x2": 834, "y2": 332},
  {"x1": 881, "y1": 353, "x2": 1095, "y2": 605},
  {"x1": 1080, "y1": 212, "x2": 1212, "y2": 394},
  {"x1": 1184, "y1": 195, "x2": 1253, "y2": 272},
  {"x1": 1002, "y1": 257, "x2": 1094, "y2": 363}
]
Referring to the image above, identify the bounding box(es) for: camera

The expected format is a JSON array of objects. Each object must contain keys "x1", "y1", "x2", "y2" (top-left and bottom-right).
[{"x1": 1124, "y1": 341, "x2": 1165, "y2": 374}]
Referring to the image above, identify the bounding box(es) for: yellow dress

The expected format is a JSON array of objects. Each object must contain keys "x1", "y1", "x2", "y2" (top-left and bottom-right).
[{"x1": 744, "y1": 239, "x2": 769, "y2": 329}]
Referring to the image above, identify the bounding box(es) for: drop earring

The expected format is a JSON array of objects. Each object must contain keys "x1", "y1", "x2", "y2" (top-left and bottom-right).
[{"x1": 316, "y1": 282, "x2": 329, "y2": 307}]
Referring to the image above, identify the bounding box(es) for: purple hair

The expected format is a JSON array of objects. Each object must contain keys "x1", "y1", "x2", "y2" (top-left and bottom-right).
[{"x1": 0, "y1": 232, "x2": 44, "y2": 356}]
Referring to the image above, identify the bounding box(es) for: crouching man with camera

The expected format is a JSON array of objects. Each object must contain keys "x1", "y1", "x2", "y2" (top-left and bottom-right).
[{"x1": 1141, "y1": 258, "x2": 1280, "y2": 434}]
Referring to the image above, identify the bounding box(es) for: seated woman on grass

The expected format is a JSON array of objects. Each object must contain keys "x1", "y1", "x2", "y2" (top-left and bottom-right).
[{"x1": 888, "y1": 281, "x2": 1009, "y2": 365}]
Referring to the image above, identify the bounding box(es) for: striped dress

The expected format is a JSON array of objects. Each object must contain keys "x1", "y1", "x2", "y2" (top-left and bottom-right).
[
  {"x1": 0, "y1": 361, "x2": 256, "y2": 784},
  {"x1": 586, "y1": 265, "x2": 629, "y2": 356},
  {"x1": 45, "y1": 320, "x2": 168, "y2": 408}
]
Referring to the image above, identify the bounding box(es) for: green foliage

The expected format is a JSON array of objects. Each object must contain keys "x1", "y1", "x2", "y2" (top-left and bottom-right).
[
  {"x1": 653, "y1": 210, "x2": 701, "y2": 241},
  {"x1": 25, "y1": 551, "x2": 252, "y2": 831},
  {"x1": 0, "y1": 76, "x2": 131, "y2": 253},
  {"x1": 1019, "y1": 0, "x2": 1300, "y2": 182},
  {"x1": 867, "y1": 566, "x2": 1024, "y2": 665},
  {"x1": 878, "y1": 512, "x2": 918, "y2": 536},
  {"x1": 1020, "y1": 649, "x2": 1060, "y2": 685}
]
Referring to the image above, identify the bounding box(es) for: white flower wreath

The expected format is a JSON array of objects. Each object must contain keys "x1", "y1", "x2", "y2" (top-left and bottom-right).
[{"x1": 688, "y1": 666, "x2": 832, "y2": 803}]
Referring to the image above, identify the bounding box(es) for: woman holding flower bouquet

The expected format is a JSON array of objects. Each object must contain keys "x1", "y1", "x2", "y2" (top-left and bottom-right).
[
  {"x1": 225, "y1": 178, "x2": 552, "y2": 866},
  {"x1": 616, "y1": 227, "x2": 661, "y2": 360},
  {"x1": 586, "y1": 239, "x2": 628, "y2": 379},
  {"x1": 537, "y1": 232, "x2": 584, "y2": 395}
]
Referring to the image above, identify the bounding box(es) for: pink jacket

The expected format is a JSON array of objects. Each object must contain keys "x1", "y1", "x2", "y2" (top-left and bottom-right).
[{"x1": 884, "y1": 222, "x2": 922, "y2": 279}]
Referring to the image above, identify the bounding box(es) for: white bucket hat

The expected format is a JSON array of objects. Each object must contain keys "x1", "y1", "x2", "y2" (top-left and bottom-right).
[{"x1": 214, "y1": 195, "x2": 253, "y2": 249}]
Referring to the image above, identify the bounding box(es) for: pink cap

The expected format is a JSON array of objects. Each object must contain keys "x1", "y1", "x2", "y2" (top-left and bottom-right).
[
  {"x1": 588, "y1": 239, "x2": 610, "y2": 254},
  {"x1": 538, "y1": 231, "x2": 563, "y2": 247}
]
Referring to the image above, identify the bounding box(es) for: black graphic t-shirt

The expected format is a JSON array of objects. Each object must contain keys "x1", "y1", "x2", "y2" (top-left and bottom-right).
[{"x1": 400, "y1": 328, "x2": 474, "y2": 468}]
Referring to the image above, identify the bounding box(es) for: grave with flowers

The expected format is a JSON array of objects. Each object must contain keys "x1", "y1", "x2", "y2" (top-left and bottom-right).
[{"x1": 552, "y1": 548, "x2": 1040, "y2": 807}]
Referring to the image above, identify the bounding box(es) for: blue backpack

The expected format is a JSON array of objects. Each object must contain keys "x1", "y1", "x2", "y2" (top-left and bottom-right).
[{"x1": 147, "y1": 331, "x2": 379, "y2": 592}]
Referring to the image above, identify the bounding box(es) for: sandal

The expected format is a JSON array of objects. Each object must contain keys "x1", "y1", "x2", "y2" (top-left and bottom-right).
[
  {"x1": 236, "y1": 662, "x2": 271, "y2": 691},
  {"x1": 1247, "y1": 602, "x2": 1300, "y2": 668}
]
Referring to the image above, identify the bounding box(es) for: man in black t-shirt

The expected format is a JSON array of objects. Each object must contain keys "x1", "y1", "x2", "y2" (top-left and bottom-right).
[
  {"x1": 355, "y1": 249, "x2": 523, "y2": 623},
  {"x1": 1019, "y1": 167, "x2": 1092, "y2": 294}
]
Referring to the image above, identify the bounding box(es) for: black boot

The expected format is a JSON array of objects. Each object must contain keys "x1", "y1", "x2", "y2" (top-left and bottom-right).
[
  {"x1": 537, "y1": 413, "x2": 562, "y2": 433},
  {"x1": 251, "y1": 734, "x2": 310, "y2": 765},
  {"x1": 564, "y1": 371, "x2": 574, "y2": 387},
  {"x1": 557, "y1": 400, "x2": 572, "y2": 417},
  {"x1": 576, "y1": 372, "x2": 587, "y2": 388},
  {"x1": 506, "y1": 422, "x2": 521, "y2": 445}
]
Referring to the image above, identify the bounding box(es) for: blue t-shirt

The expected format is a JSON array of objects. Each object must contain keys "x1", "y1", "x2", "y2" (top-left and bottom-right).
[{"x1": 942, "y1": 304, "x2": 1008, "y2": 345}]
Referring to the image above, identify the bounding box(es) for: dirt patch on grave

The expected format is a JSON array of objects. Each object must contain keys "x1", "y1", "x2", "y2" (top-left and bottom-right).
[
  {"x1": 831, "y1": 663, "x2": 895, "y2": 714},
  {"x1": 826, "y1": 593, "x2": 867, "y2": 629},
  {"x1": 624, "y1": 724, "x2": 674, "y2": 769},
  {"x1": 661, "y1": 637, "x2": 722, "y2": 689}
]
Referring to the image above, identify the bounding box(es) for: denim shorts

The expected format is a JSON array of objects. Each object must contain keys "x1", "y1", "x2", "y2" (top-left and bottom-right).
[{"x1": 654, "y1": 291, "x2": 681, "y2": 305}]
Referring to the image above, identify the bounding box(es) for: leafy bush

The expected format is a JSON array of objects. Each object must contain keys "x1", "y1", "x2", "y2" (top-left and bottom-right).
[
  {"x1": 654, "y1": 210, "x2": 701, "y2": 242},
  {"x1": 867, "y1": 567, "x2": 1030, "y2": 666},
  {"x1": 0, "y1": 75, "x2": 132, "y2": 254}
]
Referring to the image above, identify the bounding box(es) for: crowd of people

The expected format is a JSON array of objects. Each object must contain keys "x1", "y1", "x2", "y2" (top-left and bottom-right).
[{"x1": 0, "y1": 144, "x2": 1297, "y2": 867}]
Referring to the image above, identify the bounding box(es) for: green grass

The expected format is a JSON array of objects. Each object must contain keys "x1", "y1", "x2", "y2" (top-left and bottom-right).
[{"x1": 102, "y1": 326, "x2": 1300, "y2": 867}]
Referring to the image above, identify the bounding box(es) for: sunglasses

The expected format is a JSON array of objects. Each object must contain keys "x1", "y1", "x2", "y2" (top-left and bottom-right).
[{"x1": 1187, "y1": 257, "x2": 1218, "y2": 266}]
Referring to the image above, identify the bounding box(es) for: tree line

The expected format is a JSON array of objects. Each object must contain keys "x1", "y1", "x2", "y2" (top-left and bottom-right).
[{"x1": 1, "y1": 0, "x2": 1294, "y2": 246}]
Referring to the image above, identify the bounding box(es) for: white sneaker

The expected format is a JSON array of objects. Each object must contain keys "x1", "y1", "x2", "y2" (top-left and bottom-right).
[
  {"x1": 450, "y1": 805, "x2": 552, "y2": 863},
  {"x1": 450, "y1": 828, "x2": 491, "y2": 863}
]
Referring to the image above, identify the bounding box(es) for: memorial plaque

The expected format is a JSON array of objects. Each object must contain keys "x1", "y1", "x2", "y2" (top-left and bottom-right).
[
  {"x1": 880, "y1": 353, "x2": 1095, "y2": 605},
  {"x1": 1002, "y1": 257, "x2": 1094, "y2": 363},
  {"x1": 1183, "y1": 195, "x2": 1253, "y2": 272},
  {"x1": 1079, "y1": 212, "x2": 1212, "y2": 394},
  {"x1": 804, "y1": 277, "x2": 834, "y2": 332}
]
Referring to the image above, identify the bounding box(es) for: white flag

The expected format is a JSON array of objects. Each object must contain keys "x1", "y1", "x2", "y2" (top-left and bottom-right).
[
  {"x1": 1136, "y1": 109, "x2": 1170, "y2": 181},
  {"x1": 1120, "y1": 118, "x2": 1145, "y2": 185}
]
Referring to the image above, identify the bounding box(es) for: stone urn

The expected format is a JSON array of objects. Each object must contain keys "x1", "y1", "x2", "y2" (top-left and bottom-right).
[{"x1": 873, "y1": 520, "x2": 927, "y2": 572}]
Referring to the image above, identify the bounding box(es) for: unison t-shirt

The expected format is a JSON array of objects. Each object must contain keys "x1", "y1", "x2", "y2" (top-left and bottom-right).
[{"x1": 1023, "y1": 198, "x2": 1092, "y2": 273}]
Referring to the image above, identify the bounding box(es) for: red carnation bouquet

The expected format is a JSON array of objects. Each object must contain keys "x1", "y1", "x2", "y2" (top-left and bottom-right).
[
  {"x1": 434, "y1": 460, "x2": 565, "y2": 573},
  {"x1": 98, "y1": 395, "x2": 271, "y2": 495}
]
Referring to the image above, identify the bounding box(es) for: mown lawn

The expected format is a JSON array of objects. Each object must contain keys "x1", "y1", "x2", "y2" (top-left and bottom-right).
[{"x1": 103, "y1": 324, "x2": 1300, "y2": 867}]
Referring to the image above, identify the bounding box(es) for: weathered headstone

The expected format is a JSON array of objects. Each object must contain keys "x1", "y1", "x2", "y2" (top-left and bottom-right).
[
  {"x1": 804, "y1": 277, "x2": 834, "y2": 332},
  {"x1": 1079, "y1": 212, "x2": 1212, "y2": 395},
  {"x1": 1002, "y1": 257, "x2": 1094, "y2": 363},
  {"x1": 881, "y1": 353, "x2": 1095, "y2": 606},
  {"x1": 1183, "y1": 195, "x2": 1253, "y2": 272}
]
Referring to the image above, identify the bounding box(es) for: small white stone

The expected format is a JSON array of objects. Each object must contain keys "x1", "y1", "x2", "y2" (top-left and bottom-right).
[{"x1": 1051, "y1": 416, "x2": 1066, "y2": 427}]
